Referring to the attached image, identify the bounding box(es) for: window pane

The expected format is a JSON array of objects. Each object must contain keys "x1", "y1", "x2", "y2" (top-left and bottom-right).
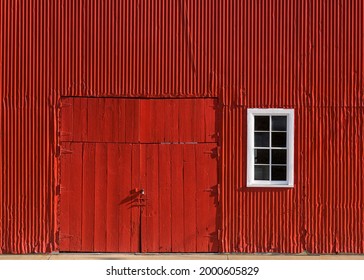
[
  {"x1": 254, "y1": 165, "x2": 269, "y2": 180},
  {"x1": 272, "y1": 132, "x2": 286, "y2": 147},
  {"x1": 271, "y1": 166, "x2": 286, "y2": 180},
  {"x1": 272, "y1": 116, "x2": 287, "y2": 131},
  {"x1": 254, "y1": 149, "x2": 269, "y2": 164},
  {"x1": 272, "y1": 149, "x2": 287, "y2": 164},
  {"x1": 254, "y1": 116, "x2": 269, "y2": 131},
  {"x1": 254, "y1": 132, "x2": 269, "y2": 147}
]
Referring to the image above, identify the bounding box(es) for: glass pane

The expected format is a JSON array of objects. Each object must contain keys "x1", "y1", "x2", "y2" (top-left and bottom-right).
[
  {"x1": 272, "y1": 116, "x2": 287, "y2": 131},
  {"x1": 272, "y1": 132, "x2": 286, "y2": 147},
  {"x1": 254, "y1": 116, "x2": 269, "y2": 131},
  {"x1": 254, "y1": 149, "x2": 269, "y2": 164},
  {"x1": 254, "y1": 132, "x2": 269, "y2": 147},
  {"x1": 254, "y1": 165, "x2": 269, "y2": 180},
  {"x1": 272, "y1": 149, "x2": 287, "y2": 164},
  {"x1": 271, "y1": 166, "x2": 286, "y2": 180}
]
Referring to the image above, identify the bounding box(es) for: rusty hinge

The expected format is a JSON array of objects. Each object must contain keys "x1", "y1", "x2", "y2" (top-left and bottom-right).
[
  {"x1": 215, "y1": 131, "x2": 220, "y2": 143},
  {"x1": 203, "y1": 230, "x2": 219, "y2": 238},
  {"x1": 216, "y1": 146, "x2": 221, "y2": 158},
  {"x1": 203, "y1": 185, "x2": 218, "y2": 194},
  {"x1": 60, "y1": 147, "x2": 73, "y2": 155},
  {"x1": 203, "y1": 147, "x2": 220, "y2": 159},
  {"x1": 56, "y1": 145, "x2": 61, "y2": 157},
  {"x1": 56, "y1": 145, "x2": 73, "y2": 156},
  {"x1": 56, "y1": 185, "x2": 61, "y2": 195}
]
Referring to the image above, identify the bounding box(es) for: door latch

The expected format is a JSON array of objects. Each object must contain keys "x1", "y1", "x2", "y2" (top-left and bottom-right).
[{"x1": 131, "y1": 188, "x2": 145, "y2": 195}]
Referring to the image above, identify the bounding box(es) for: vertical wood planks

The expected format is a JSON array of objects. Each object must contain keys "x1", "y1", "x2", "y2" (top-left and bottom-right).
[
  {"x1": 93, "y1": 143, "x2": 107, "y2": 252},
  {"x1": 71, "y1": 98, "x2": 85, "y2": 142},
  {"x1": 152, "y1": 101, "x2": 166, "y2": 142},
  {"x1": 130, "y1": 144, "x2": 141, "y2": 252},
  {"x1": 60, "y1": 98, "x2": 217, "y2": 143},
  {"x1": 197, "y1": 145, "x2": 209, "y2": 252},
  {"x1": 61, "y1": 143, "x2": 138, "y2": 252},
  {"x1": 104, "y1": 99, "x2": 118, "y2": 142},
  {"x1": 158, "y1": 145, "x2": 172, "y2": 252},
  {"x1": 142, "y1": 144, "x2": 160, "y2": 252},
  {"x1": 125, "y1": 99, "x2": 140, "y2": 143},
  {"x1": 59, "y1": 143, "x2": 219, "y2": 252},
  {"x1": 106, "y1": 144, "x2": 120, "y2": 252},
  {"x1": 117, "y1": 99, "x2": 126, "y2": 143},
  {"x1": 163, "y1": 100, "x2": 179, "y2": 142},
  {"x1": 206, "y1": 144, "x2": 219, "y2": 252},
  {"x1": 205, "y1": 99, "x2": 217, "y2": 143},
  {"x1": 139, "y1": 99, "x2": 152, "y2": 142},
  {"x1": 194, "y1": 99, "x2": 206, "y2": 142},
  {"x1": 117, "y1": 144, "x2": 134, "y2": 252},
  {"x1": 68, "y1": 143, "x2": 82, "y2": 251},
  {"x1": 81, "y1": 143, "x2": 96, "y2": 251},
  {"x1": 179, "y1": 99, "x2": 194, "y2": 142},
  {"x1": 196, "y1": 144, "x2": 219, "y2": 252},
  {"x1": 59, "y1": 97, "x2": 218, "y2": 253},
  {"x1": 170, "y1": 144, "x2": 185, "y2": 252},
  {"x1": 87, "y1": 99, "x2": 103, "y2": 142},
  {"x1": 182, "y1": 145, "x2": 197, "y2": 252}
]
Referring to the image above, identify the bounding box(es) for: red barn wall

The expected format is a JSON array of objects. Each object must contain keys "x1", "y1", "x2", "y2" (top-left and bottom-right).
[
  {"x1": 1, "y1": 0, "x2": 364, "y2": 253},
  {"x1": 219, "y1": 1, "x2": 364, "y2": 253}
]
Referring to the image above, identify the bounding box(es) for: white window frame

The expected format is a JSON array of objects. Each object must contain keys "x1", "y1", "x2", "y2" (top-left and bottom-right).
[{"x1": 247, "y1": 108, "x2": 294, "y2": 188}]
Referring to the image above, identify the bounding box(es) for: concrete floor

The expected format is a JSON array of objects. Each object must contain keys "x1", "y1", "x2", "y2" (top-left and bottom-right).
[{"x1": 1, "y1": 253, "x2": 364, "y2": 260}]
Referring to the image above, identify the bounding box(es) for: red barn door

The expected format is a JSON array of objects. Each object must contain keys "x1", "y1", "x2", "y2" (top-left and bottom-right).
[
  {"x1": 139, "y1": 143, "x2": 218, "y2": 252},
  {"x1": 59, "y1": 143, "x2": 141, "y2": 252},
  {"x1": 59, "y1": 98, "x2": 219, "y2": 252}
]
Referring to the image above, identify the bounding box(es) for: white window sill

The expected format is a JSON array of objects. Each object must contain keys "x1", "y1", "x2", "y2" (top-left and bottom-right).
[{"x1": 247, "y1": 184, "x2": 294, "y2": 188}]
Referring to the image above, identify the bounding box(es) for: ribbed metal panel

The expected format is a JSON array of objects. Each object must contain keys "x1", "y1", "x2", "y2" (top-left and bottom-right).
[
  {"x1": 0, "y1": 1, "x2": 58, "y2": 253},
  {"x1": 220, "y1": 0, "x2": 364, "y2": 253},
  {"x1": 58, "y1": 0, "x2": 217, "y2": 97},
  {"x1": 302, "y1": 108, "x2": 364, "y2": 253},
  {"x1": 1, "y1": 0, "x2": 364, "y2": 253}
]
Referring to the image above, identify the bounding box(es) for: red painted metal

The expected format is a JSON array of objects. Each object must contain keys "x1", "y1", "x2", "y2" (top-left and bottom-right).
[
  {"x1": 1, "y1": 0, "x2": 364, "y2": 253},
  {"x1": 219, "y1": 0, "x2": 364, "y2": 253}
]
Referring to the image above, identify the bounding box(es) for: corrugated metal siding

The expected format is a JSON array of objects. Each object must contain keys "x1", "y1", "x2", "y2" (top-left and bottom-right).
[
  {"x1": 57, "y1": 0, "x2": 218, "y2": 97},
  {"x1": 1, "y1": 0, "x2": 364, "y2": 253},
  {"x1": 220, "y1": 0, "x2": 364, "y2": 253},
  {"x1": 0, "y1": 0, "x2": 58, "y2": 253},
  {"x1": 302, "y1": 108, "x2": 364, "y2": 253}
]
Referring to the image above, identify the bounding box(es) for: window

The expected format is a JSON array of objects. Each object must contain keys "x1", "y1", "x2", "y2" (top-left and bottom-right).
[{"x1": 247, "y1": 109, "x2": 294, "y2": 187}]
